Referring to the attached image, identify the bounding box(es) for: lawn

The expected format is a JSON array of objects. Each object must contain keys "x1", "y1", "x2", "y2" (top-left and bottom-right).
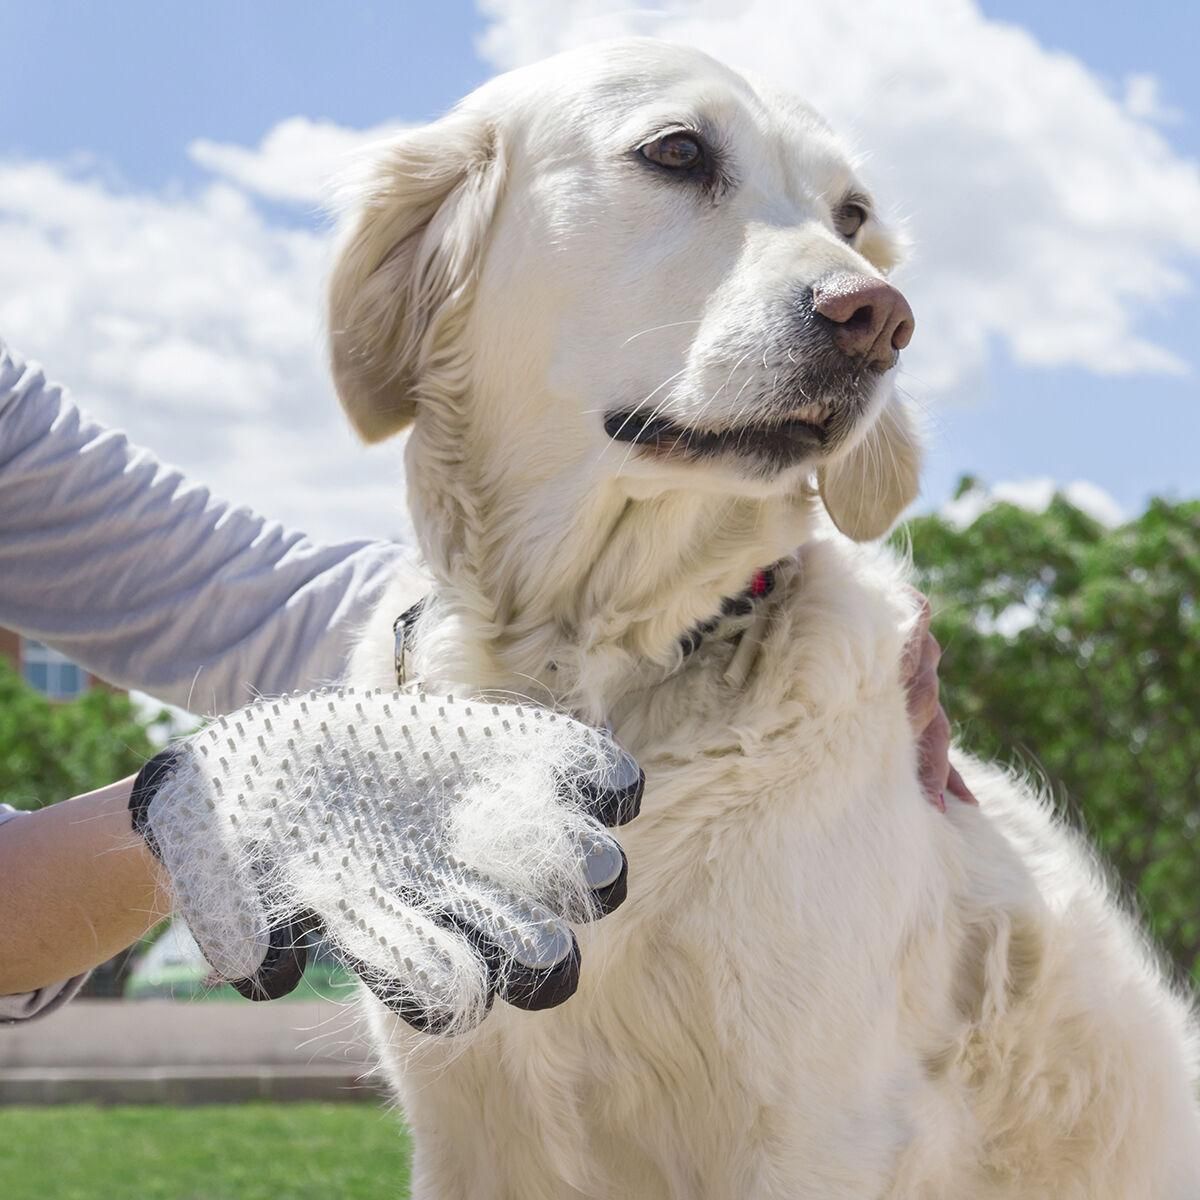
[{"x1": 0, "y1": 1103, "x2": 411, "y2": 1200}]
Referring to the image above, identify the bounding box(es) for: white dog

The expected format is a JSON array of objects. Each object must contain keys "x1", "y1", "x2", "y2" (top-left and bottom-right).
[{"x1": 330, "y1": 39, "x2": 1200, "y2": 1199}]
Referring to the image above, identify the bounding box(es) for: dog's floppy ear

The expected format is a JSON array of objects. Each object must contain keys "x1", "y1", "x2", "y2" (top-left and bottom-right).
[
  {"x1": 818, "y1": 400, "x2": 922, "y2": 541},
  {"x1": 328, "y1": 108, "x2": 505, "y2": 443}
]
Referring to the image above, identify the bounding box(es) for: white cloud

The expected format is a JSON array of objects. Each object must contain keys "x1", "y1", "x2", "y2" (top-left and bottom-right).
[
  {"x1": 0, "y1": 148, "x2": 411, "y2": 546},
  {"x1": 189, "y1": 116, "x2": 409, "y2": 207},
  {"x1": 1123, "y1": 74, "x2": 1183, "y2": 125},
  {"x1": 991, "y1": 478, "x2": 1058, "y2": 513},
  {"x1": 479, "y1": 0, "x2": 1200, "y2": 394},
  {"x1": 1060, "y1": 480, "x2": 1126, "y2": 527},
  {"x1": 2, "y1": 3, "x2": 1193, "y2": 552},
  {"x1": 941, "y1": 477, "x2": 1124, "y2": 528}
]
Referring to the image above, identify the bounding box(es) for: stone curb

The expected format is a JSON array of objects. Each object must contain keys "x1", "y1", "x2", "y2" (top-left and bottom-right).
[{"x1": 0, "y1": 1065, "x2": 388, "y2": 1106}]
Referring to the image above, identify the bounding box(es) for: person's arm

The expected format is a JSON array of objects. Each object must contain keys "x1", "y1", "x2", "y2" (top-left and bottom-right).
[
  {"x1": 0, "y1": 781, "x2": 167, "y2": 995},
  {"x1": 0, "y1": 340, "x2": 409, "y2": 713}
]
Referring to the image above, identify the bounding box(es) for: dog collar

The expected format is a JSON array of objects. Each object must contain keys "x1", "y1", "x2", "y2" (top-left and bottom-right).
[
  {"x1": 678, "y1": 565, "x2": 777, "y2": 658},
  {"x1": 393, "y1": 565, "x2": 780, "y2": 690}
]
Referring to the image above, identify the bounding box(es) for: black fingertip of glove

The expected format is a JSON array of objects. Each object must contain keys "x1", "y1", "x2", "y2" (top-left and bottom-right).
[
  {"x1": 500, "y1": 930, "x2": 582, "y2": 1012},
  {"x1": 129, "y1": 747, "x2": 183, "y2": 860},
  {"x1": 580, "y1": 759, "x2": 645, "y2": 828},
  {"x1": 229, "y1": 916, "x2": 311, "y2": 1003},
  {"x1": 346, "y1": 953, "x2": 496, "y2": 1036},
  {"x1": 590, "y1": 845, "x2": 629, "y2": 917},
  {"x1": 430, "y1": 911, "x2": 581, "y2": 1016}
]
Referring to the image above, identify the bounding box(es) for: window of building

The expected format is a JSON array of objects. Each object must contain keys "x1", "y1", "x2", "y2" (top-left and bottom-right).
[{"x1": 22, "y1": 640, "x2": 88, "y2": 700}]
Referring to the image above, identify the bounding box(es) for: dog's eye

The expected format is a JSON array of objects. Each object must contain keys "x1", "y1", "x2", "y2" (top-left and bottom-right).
[
  {"x1": 640, "y1": 132, "x2": 705, "y2": 172},
  {"x1": 835, "y1": 201, "x2": 869, "y2": 240}
]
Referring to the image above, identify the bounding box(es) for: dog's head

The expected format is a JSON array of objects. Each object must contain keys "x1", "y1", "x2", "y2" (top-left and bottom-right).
[{"x1": 330, "y1": 39, "x2": 920, "y2": 555}]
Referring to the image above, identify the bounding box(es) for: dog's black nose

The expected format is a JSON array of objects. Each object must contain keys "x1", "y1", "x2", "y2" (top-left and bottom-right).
[{"x1": 811, "y1": 273, "x2": 914, "y2": 372}]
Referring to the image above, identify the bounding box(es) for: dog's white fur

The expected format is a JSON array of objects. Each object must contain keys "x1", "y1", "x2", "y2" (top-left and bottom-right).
[{"x1": 332, "y1": 40, "x2": 1200, "y2": 1199}]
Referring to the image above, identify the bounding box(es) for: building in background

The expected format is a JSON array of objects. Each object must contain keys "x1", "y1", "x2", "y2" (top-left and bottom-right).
[{"x1": 0, "y1": 628, "x2": 117, "y2": 699}]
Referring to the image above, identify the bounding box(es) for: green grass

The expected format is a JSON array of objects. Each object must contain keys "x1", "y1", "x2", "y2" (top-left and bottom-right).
[{"x1": 0, "y1": 1104, "x2": 411, "y2": 1200}]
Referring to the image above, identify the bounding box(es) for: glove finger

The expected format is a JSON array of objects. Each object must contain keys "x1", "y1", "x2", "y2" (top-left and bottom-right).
[
  {"x1": 138, "y1": 748, "x2": 288, "y2": 990},
  {"x1": 129, "y1": 746, "x2": 185, "y2": 860},
  {"x1": 337, "y1": 941, "x2": 495, "y2": 1035},
  {"x1": 416, "y1": 897, "x2": 580, "y2": 1014},
  {"x1": 575, "y1": 827, "x2": 629, "y2": 918},
  {"x1": 227, "y1": 910, "x2": 312, "y2": 1002},
  {"x1": 366, "y1": 861, "x2": 583, "y2": 1014},
  {"x1": 315, "y1": 881, "x2": 496, "y2": 1035},
  {"x1": 388, "y1": 816, "x2": 590, "y2": 1012},
  {"x1": 459, "y1": 821, "x2": 628, "y2": 924},
  {"x1": 400, "y1": 872, "x2": 583, "y2": 1012},
  {"x1": 570, "y1": 735, "x2": 644, "y2": 827},
  {"x1": 181, "y1": 855, "x2": 312, "y2": 1002},
  {"x1": 485, "y1": 922, "x2": 581, "y2": 1013},
  {"x1": 472, "y1": 708, "x2": 643, "y2": 826}
]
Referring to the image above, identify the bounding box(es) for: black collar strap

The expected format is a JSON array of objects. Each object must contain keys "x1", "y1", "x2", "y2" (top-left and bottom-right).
[{"x1": 678, "y1": 565, "x2": 777, "y2": 658}]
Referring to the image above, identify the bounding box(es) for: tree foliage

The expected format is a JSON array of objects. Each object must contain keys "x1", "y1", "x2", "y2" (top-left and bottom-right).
[
  {"x1": 0, "y1": 659, "x2": 170, "y2": 811},
  {"x1": 904, "y1": 484, "x2": 1200, "y2": 982}
]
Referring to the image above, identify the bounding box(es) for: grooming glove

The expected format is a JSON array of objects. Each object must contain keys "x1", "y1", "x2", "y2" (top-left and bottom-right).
[{"x1": 130, "y1": 687, "x2": 642, "y2": 1033}]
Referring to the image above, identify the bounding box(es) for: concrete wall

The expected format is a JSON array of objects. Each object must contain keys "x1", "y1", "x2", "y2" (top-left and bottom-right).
[{"x1": 0, "y1": 999, "x2": 385, "y2": 1105}]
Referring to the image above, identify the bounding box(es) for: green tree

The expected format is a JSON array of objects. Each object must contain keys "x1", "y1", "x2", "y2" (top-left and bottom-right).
[
  {"x1": 904, "y1": 484, "x2": 1200, "y2": 982},
  {"x1": 0, "y1": 659, "x2": 171, "y2": 811}
]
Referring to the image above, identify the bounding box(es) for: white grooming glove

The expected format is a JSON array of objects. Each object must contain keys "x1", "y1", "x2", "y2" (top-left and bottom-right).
[{"x1": 130, "y1": 687, "x2": 642, "y2": 1034}]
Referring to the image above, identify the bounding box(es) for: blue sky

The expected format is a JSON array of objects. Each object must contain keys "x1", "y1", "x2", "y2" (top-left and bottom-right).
[
  {"x1": 950, "y1": 0, "x2": 1199, "y2": 512},
  {"x1": 1, "y1": 0, "x2": 1196, "y2": 536},
  {"x1": 0, "y1": 2, "x2": 490, "y2": 190},
  {"x1": 7, "y1": 2, "x2": 1194, "y2": 169}
]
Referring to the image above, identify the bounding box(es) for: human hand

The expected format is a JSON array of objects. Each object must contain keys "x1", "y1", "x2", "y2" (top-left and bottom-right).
[
  {"x1": 130, "y1": 688, "x2": 642, "y2": 1034},
  {"x1": 902, "y1": 589, "x2": 976, "y2": 811}
]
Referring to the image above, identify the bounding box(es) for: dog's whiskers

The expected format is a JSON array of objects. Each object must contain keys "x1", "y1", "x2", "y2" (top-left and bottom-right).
[{"x1": 620, "y1": 319, "x2": 702, "y2": 347}]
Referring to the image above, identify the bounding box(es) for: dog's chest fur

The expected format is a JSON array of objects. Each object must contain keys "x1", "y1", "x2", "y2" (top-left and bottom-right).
[{"x1": 349, "y1": 541, "x2": 961, "y2": 1199}]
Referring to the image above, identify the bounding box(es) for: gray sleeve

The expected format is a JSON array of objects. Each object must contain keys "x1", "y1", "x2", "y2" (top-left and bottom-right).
[
  {"x1": 0, "y1": 805, "x2": 88, "y2": 1023},
  {"x1": 0, "y1": 972, "x2": 88, "y2": 1024},
  {"x1": 0, "y1": 341, "x2": 411, "y2": 713}
]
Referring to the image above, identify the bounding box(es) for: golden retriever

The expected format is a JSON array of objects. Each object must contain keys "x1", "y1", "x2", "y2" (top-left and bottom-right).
[{"x1": 331, "y1": 39, "x2": 1200, "y2": 1199}]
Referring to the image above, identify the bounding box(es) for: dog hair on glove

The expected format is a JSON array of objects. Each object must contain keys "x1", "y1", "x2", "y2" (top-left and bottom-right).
[{"x1": 131, "y1": 687, "x2": 642, "y2": 1034}]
